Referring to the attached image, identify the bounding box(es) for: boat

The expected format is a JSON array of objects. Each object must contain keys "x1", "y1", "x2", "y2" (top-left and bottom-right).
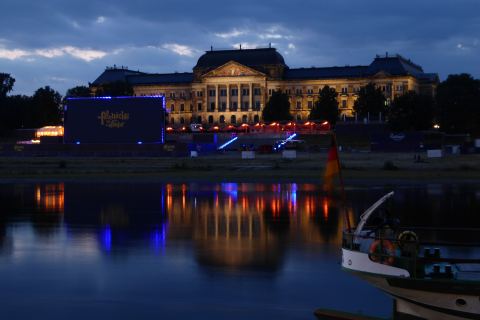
[{"x1": 341, "y1": 191, "x2": 480, "y2": 320}]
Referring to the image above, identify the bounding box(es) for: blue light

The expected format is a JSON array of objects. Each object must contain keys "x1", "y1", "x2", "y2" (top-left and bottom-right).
[
  {"x1": 276, "y1": 133, "x2": 297, "y2": 150},
  {"x1": 137, "y1": 141, "x2": 143, "y2": 145},
  {"x1": 75, "y1": 141, "x2": 81, "y2": 145},
  {"x1": 218, "y1": 136, "x2": 238, "y2": 150},
  {"x1": 102, "y1": 225, "x2": 112, "y2": 252}
]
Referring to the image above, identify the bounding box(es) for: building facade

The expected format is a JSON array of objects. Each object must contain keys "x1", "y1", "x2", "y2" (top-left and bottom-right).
[{"x1": 91, "y1": 48, "x2": 438, "y2": 126}]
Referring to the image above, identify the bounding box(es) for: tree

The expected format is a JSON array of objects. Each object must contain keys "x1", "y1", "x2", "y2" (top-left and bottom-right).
[
  {"x1": 95, "y1": 81, "x2": 133, "y2": 96},
  {"x1": 31, "y1": 86, "x2": 62, "y2": 127},
  {"x1": 309, "y1": 85, "x2": 339, "y2": 125},
  {"x1": 262, "y1": 90, "x2": 292, "y2": 122},
  {"x1": 0, "y1": 73, "x2": 15, "y2": 98},
  {"x1": 65, "y1": 85, "x2": 91, "y2": 98},
  {"x1": 388, "y1": 91, "x2": 434, "y2": 132},
  {"x1": 353, "y1": 83, "x2": 387, "y2": 119},
  {"x1": 436, "y1": 74, "x2": 480, "y2": 134}
]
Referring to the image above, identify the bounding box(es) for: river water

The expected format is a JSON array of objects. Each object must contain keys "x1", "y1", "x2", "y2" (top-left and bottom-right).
[{"x1": 0, "y1": 182, "x2": 478, "y2": 319}]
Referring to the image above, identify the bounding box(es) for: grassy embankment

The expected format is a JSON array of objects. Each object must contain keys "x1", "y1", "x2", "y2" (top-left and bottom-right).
[{"x1": 0, "y1": 152, "x2": 479, "y2": 183}]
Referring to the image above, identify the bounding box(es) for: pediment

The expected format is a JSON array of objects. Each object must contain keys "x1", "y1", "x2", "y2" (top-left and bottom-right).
[
  {"x1": 372, "y1": 70, "x2": 391, "y2": 78},
  {"x1": 202, "y1": 61, "x2": 265, "y2": 78}
]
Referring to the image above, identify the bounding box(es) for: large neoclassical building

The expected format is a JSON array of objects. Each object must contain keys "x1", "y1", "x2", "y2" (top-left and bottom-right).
[{"x1": 91, "y1": 47, "x2": 438, "y2": 125}]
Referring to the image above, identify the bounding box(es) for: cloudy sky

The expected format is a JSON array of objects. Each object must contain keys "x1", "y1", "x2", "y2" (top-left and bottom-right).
[{"x1": 1, "y1": 0, "x2": 479, "y2": 96}]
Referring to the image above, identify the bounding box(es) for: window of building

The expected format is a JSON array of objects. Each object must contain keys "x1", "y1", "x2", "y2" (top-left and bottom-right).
[
  {"x1": 341, "y1": 87, "x2": 348, "y2": 94},
  {"x1": 190, "y1": 104, "x2": 193, "y2": 112},
  {"x1": 254, "y1": 101, "x2": 261, "y2": 111},
  {"x1": 307, "y1": 88, "x2": 313, "y2": 94},
  {"x1": 208, "y1": 115, "x2": 214, "y2": 124},
  {"x1": 296, "y1": 114, "x2": 301, "y2": 121},
  {"x1": 296, "y1": 88, "x2": 302, "y2": 95},
  {"x1": 242, "y1": 102, "x2": 249, "y2": 111},
  {"x1": 180, "y1": 104, "x2": 185, "y2": 111},
  {"x1": 180, "y1": 92, "x2": 185, "y2": 99},
  {"x1": 230, "y1": 102, "x2": 238, "y2": 111},
  {"x1": 242, "y1": 88, "x2": 249, "y2": 96},
  {"x1": 254, "y1": 88, "x2": 261, "y2": 96},
  {"x1": 209, "y1": 89, "x2": 216, "y2": 97},
  {"x1": 307, "y1": 101, "x2": 313, "y2": 109},
  {"x1": 342, "y1": 100, "x2": 347, "y2": 108},
  {"x1": 253, "y1": 115, "x2": 260, "y2": 123},
  {"x1": 296, "y1": 101, "x2": 302, "y2": 109},
  {"x1": 220, "y1": 89, "x2": 227, "y2": 96},
  {"x1": 268, "y1": 89, "x2": 273, "y2": 96},
  {"x1": 231, "y1": 115, "x2": 236, "y2": 124},
  {"x1": 170, "y1": 104, "x2": 175, "y2": 112},
  {"x1": 196, "y1": 91, "x2": 203, "y2": 97},
  {"x1": 220, "y1": 102, "x2": 226, "y2": 111},
  {"x1": 210, "y1": 102, "x2": 215, "y2": 111},
  {"x1": 170, "y1": 92, "x2": 175, "y2": 98},
  {"x1": 231, "y1": 88, "x2": 238, "y2": 96},
  {"x1": 197, "y1": 102, "x2": 202, "y2": 111},
  {"x1": 180, "y1": 117, "x2": 185, "y2": 124},
  {"x1": 242, "y1": 115, "x2": 248, "y2": 123},
  {"x1": 197, "y1": 116, "x2": 202, "y2": 123},
  {"x1": 219, "y1": 115, "x2": 225, "y2": 123}
]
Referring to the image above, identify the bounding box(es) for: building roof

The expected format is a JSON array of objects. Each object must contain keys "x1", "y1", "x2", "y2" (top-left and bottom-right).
[
  {"x1": 367, "y1": 55, "x2": 424, "y2": 76},
  {"x1": 194, "y1": 48, "x2": 286, "y2": 71},
  {"x1": 91, "y1": 67, "x2": 144, "y2": 86},
  {"x1": 284, "y1": 66, "x2": 369, "y2": 80},
  {"x1": 128, "y1": 72, "x2": 194, "y2": 85}
]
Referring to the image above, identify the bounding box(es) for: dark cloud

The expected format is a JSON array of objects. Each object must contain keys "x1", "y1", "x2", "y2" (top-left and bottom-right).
[{"x1": 1, "y1": 0, "x2": 479, "y2": 95}]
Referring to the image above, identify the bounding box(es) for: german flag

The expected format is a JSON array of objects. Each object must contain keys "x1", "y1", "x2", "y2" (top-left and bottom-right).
[{"x1": 323, "y1": 134, "x2": 342, "y2": 193}]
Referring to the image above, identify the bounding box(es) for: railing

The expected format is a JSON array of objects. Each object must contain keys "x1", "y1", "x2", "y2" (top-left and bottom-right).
[{"x1": 343, "y1": 227, "x2": 480, "y2": 279}]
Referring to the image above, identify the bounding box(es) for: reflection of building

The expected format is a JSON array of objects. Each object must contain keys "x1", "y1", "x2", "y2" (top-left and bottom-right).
[
  {"x1": 92, "y1": 48, "x2": 438, "y2": 124},
  {"x1": 35, "y1": 183, "x2": 64, "y2": 213}
]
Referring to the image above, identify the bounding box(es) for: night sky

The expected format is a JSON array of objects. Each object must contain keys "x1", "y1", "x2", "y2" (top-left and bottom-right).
[{"x1": 1, "y1": 0, "x2": 479, "y2": 96}]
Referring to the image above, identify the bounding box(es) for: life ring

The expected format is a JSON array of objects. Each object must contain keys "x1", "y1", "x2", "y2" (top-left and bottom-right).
[
  {"x1": 369, "y1": 240, "x2": 395, "y2": 265},
  {"x1": 397, "y1": 231, "x2": 419, "y2": 251}
]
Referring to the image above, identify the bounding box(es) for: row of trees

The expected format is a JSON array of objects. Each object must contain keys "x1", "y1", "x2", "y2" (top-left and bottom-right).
[
  {"x1": 262, "y1": 73, "x2": 480, "y2": 134},
  {"x1": 0, "y1": 73, "x2": 132, "y2": 137}
]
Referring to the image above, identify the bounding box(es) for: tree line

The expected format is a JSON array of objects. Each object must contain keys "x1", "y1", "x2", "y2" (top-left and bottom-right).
[{"x1": 262, "y1": 73, "x2": 480, "y2": 135}]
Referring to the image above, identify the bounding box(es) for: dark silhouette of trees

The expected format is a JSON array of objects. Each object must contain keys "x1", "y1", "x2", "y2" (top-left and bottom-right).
[
  {"x1": 0, "y1": 73, "x2": 15, "y2": 98},
  {"x1": 388, "y1": 91, "x2": 435, "y2": 132},
  {"x1": 262, "y1": 90, "x2": 292, "y2": 122},
  {"x1": 65, "y1": 85, "x2": 91, "y2": 98},
  {"x1": 353, "y1": 83, "x2": 386, "y2": 119},
  {"x1": 95, "y1": 81, "x2": 133, "y2": 97},
  {"x1": 436, "y1": 74, "x2": 480, "y2": 134},
  {"x1": 31, "y1": 86, "x2": 62, "y2": 127},
  {"x1": 309, "y1": 85, "x2": 339, "y2": 125}
]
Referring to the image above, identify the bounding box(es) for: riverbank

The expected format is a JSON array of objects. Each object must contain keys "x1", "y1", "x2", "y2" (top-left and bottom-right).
[{"x1": 1, "y1": 152, "x2": 479, "y2": 183}]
